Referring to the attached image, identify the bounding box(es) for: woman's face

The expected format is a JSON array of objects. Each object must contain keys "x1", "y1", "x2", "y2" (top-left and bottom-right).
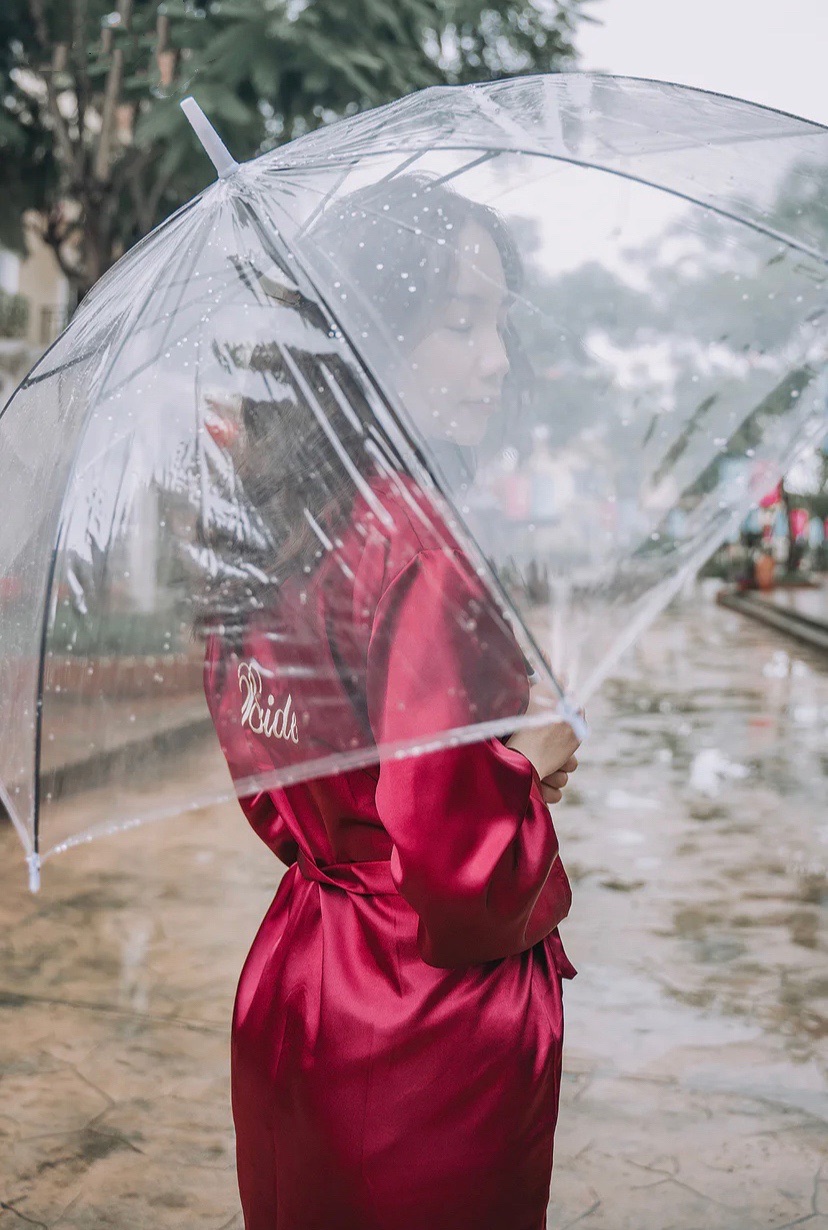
[{"x1": 403, "y1": 219, "x2": 511, "y2": 448}]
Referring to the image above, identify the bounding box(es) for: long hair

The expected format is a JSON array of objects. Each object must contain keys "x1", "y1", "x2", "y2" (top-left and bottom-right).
[{"x1": 192, "y1": 172, "x2": 528, "y2": 646}]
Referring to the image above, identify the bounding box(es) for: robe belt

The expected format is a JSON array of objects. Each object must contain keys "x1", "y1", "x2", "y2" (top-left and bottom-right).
[{"x1": 296, "y1": 847, "x2": 398, "y2": 896}]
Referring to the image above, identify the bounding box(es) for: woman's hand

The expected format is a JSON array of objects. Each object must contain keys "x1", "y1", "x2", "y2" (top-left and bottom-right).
[
  {"x1": 539, "y1": 755, "x2": 578, "y2": 805},
  {"x1": 505, "y1": 682, "x2": 583, "y2": 789}
]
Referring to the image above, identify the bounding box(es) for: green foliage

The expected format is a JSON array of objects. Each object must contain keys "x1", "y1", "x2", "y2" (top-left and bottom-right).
[
  {"x1": 0, "y1": 289, "x2": 29, "y2": 337},
  {"x1": 0, "y1": 0, "x2": 598, "y2": 296}
]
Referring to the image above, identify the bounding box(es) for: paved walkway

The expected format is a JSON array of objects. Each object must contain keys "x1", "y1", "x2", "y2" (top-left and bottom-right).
[{"x1": 1, "y1": 586, "x2": 826, "y2": 1229}]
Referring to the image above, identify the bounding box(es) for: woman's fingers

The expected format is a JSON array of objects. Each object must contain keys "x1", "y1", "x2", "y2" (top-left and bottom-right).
[
  {"x1": 540, "y1": 756, "x2": 582, "y2": 805},
  {"x1": 544, "y1": 770, "x2": 568, "y2": 789},
  {"x1": 541, "y1": 784, "x2": 563, "y2": 805}
]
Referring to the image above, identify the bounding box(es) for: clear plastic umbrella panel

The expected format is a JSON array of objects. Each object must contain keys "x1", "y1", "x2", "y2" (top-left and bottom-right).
[{"x1": 1, "y1": 74, "x2": 827, "y2": 889}]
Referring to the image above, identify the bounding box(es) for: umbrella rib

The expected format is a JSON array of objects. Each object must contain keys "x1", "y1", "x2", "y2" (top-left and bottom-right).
[
  {"x1": 295, "y1": 149, "x2": 430, "y2": 242},
  {"x1": 272, "y1": 345, "x2": 394, "y2": 528},
  {"x1": 28, "y1": 339, "x2": 121, "y2": 887},
  {"x1": 429, "y1": 151, "x2": 498, "y2": 187},
  {"x1": 14, "y1": 267, "x2": 229, "y2": 392},
  {"x1": 13, "y1": 346, "x2": 100, "y2": 395},
  {"x1": 97, "y1": 226, "x2": 216, "y2": 403},
  {"x1": 29, "y1": 224, "x2": 219, "y2": 876},
  {"x1": 272, "y1": 143, "x2": 828, "y2": 266},
  {"x1": 9, "y1": 202, "x2": 209, "y2": 398}
]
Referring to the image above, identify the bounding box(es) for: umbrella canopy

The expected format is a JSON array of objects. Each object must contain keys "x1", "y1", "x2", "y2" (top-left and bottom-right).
[{"x1": 1, "y1": 73, "x2": 827, "y2": 888}]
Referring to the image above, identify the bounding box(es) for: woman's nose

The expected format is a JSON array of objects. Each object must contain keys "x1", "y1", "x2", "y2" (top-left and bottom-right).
[{"x1": 479, "y1": 328, "x2": 509, "y2": 384}]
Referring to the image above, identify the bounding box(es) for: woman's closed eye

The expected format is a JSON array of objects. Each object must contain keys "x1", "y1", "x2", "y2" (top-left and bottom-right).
[{"x1": 445, "y1": 315, "x2": 473, "y2": 334}]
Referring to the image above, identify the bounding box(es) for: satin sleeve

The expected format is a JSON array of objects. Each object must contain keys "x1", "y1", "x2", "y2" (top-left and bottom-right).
[
  {"x1": 237, "y1": 790, "x2": 300, "y2": 867},
  {"x1": 366, "y1": 548, "x2": 571, "y2": 968}
]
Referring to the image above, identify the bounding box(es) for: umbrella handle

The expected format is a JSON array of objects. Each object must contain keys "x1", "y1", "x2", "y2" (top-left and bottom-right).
[
  {"x1": 27, "y1": 852, "x2": 41, "y2": 894},
  {"x1": 181, "y1": 97, "x2": 239, "y2": 180},
  {"x1": 559, "y1": 696, "x2": 588, "y2": 744}
]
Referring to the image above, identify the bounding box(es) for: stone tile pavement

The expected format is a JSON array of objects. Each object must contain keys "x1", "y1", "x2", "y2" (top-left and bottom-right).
[{"x1": 1, "y1": 586, "x2": 826, "y2": 1228}]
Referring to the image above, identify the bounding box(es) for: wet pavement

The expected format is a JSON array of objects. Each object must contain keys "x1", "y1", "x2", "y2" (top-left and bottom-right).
[{"x1": 1, "y1": 581, "x2": 826, "y2": 1229}]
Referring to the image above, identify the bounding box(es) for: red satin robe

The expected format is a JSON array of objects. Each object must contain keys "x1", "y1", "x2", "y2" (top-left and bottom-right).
[{"x1": 204, "y1": 473, "x2": 576, "y2": 1230}]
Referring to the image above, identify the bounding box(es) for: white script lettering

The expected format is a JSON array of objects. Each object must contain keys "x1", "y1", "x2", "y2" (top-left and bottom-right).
[{"x1": 238, "y1": 662, "x2": 300, "y2": 745}]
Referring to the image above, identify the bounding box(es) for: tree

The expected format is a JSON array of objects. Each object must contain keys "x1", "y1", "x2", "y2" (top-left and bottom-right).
[{"x1": 0, "y1": 0, "x2": 598, "y2": 303}]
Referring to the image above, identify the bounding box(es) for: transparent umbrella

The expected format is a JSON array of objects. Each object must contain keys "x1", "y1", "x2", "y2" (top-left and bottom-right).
[{"x1": 1, "y1": 73, "x2": 826, "y2": 890}]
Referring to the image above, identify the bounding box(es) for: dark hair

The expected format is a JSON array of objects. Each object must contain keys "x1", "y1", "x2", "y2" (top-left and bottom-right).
[
  {"x1": 193, "y1": 173, "x2": 528, "y2": 644},
  {"x1": 307, "y1": 172, "x2": 526, "y2": 368}
]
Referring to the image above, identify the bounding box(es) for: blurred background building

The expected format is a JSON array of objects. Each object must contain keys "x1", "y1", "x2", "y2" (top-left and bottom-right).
[{"x1": 0, "y1": 216, "x2": 69, "y2": 404}]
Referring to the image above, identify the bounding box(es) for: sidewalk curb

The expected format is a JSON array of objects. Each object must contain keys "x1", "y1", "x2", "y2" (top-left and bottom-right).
[
  {"x1": 48, "y1": 715, "x2": 216, "y2": 802},
  {"x1": 717, "y1": 589, "x2": 828, "y2": 653},
  {"x1": 1, "y1": 715, "x2": 216, "y2": 825}
]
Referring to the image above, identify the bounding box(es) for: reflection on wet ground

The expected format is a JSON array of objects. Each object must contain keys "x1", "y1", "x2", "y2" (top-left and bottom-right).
[
  {"x1": 1, "y1": 583, "x2": 826, "y2": 1228},
  {"x1": 550, "y1": 582, "x2": 828, "y2": 1229}
]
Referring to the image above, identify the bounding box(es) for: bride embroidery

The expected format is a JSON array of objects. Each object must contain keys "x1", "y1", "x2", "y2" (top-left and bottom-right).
[{"x1": 238, "y1": 662, "x2": 300, "y2": 744}]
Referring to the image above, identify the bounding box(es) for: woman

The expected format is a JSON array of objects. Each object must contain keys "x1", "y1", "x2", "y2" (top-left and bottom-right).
[{"x1": 202, "y1": 175, "x2": 580, "y2": 1230}]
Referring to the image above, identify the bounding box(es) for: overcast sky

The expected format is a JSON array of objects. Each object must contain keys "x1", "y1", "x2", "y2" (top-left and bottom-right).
[{"x1": 577, "y1": 0, "x2": 828, "y2": 126}]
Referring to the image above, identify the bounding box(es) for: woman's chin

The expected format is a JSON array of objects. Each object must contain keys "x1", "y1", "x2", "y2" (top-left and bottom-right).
[{"x1": 450, "y1": 424, "x2": 489, "y2": 448}]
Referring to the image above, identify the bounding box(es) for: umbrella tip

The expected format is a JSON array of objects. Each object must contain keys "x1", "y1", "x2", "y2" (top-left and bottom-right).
[
  {"x1": 27, "y1": 852, "x2": 41, "y2": 894},
  {"x1": 181, "y1": 96, "x2": 240, "y2": 180}
]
